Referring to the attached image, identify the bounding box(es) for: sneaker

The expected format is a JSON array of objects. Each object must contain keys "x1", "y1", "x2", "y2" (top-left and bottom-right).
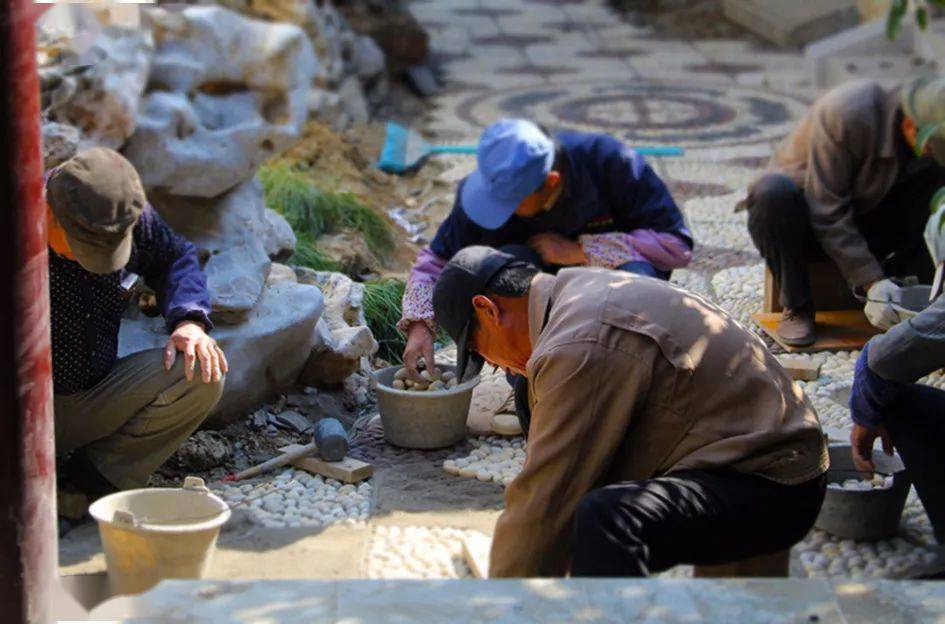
[{"x1": 777, "y1": 308, "x2": 816, "y2": 347}]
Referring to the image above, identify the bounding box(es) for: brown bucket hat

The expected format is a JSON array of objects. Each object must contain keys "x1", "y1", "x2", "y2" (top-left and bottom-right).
[
  {"x1": 46, "y1": 147, "x2": 146, "y2": 274},
  {"x1": 901, "y1": 73, "x2": 945, "y2": 165}
]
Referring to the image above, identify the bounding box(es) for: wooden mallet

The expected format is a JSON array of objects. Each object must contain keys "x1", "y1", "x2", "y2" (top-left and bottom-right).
[{"x1": 222, "y1": 418, "x2": 348, "y2": 482}]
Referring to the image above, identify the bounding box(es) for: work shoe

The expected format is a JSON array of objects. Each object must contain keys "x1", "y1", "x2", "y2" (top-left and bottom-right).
[{"x1": 777, "y1": 308, "x2": 816, "y2": 347}]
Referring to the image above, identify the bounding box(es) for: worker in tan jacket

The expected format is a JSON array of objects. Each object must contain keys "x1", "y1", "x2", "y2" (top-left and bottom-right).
[
  {"x1": 432, "y1": 246, "x2": 829, "y2": 577},
  {"x1": 740, "y1": 75, "x2": 945, "y2": 347}
]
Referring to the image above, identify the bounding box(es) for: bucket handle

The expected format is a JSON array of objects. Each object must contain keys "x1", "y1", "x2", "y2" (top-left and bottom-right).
[
  {"x1": 112, "y1": 509, "x2": 138, "y2": 529},
  {"x1": 183, "y1": 476, "x2": 209, "y2": 493}
]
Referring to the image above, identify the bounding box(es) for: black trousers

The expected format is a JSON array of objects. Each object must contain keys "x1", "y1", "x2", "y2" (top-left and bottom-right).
[
  {"x1": 883, "y1": 383, "x2": 945, "y2": 544},
  {"x1": 745, "y1": 160, "x2": 945, "y2": 310},
  {"x1": 570, "y1": 470, "x2": 826, "y2": 577},
  {"x1": 498, "y1": 244, "x2": 671, "y2": 437}
]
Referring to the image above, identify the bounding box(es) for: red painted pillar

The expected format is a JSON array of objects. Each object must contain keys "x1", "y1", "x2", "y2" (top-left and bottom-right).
[{"x1": 0, "y1": 0, "x2": 58, "y2": 622}]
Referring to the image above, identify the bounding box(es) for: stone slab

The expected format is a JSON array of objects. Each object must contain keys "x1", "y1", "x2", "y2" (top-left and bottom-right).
[
  {"x1": 777, "y1": 355, "x2": 823, "y2": 381},
  {"x1": 723, "y1": 0, "x2": 859, "y2": 47},
  {"x1": 91, "y1": 578, "x2": 858, "y2": 622}
]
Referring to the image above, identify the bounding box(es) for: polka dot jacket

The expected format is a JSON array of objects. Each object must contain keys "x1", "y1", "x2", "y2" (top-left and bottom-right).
[{"x1": 49, "y1": 206, "x2": 213, "y2": 395}]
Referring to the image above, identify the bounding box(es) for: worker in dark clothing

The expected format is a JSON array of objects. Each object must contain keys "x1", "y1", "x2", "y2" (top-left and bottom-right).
[
  {"x1": 48, "y1": 148, "x2": 227, "y2": 522},
  {"x1": 398, "y1": 119, "x2": 692, "y2": 429},
  {"x1": 849, "y1": 290, "x2": 945, "y2": 548},
  {"x1": 740, "y1": 75, "x2": 945, "y2": 346}
]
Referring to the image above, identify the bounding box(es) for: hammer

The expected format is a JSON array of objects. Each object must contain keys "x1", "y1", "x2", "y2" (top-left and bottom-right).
[{"x1": 222, "y1": 418, "x2": 348, "y2": 482}]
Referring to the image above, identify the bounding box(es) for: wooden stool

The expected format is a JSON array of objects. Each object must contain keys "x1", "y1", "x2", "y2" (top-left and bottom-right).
[
  {"x1": 764, "y1": 260, "x2": 859, "y2": 313},
  {"x1": 693, "y1": 549, "x2": 790, "y2": 578}
]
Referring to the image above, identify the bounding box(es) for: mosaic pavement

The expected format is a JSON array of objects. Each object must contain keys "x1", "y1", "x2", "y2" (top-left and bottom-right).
[{"x1": 348, "y1": 0, "x2": 943, "y2": 582}]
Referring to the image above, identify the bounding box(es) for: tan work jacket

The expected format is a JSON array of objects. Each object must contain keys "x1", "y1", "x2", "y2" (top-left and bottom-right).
[
  {"x1": 489, "y1": 269, "x2": 829, "y2": 578},
  {"x1": 771, "y1": 80, "x2": 905, "y2": 287}
]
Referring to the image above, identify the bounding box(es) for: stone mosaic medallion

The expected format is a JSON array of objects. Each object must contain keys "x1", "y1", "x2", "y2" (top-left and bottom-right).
[{"x1": 454, "y1": 80, "x2": 810, "y2": 148}]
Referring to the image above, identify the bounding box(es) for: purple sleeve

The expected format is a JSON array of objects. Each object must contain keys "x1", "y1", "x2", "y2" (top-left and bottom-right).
[
  {"x1": 397, "y1": 247, "x2": 447, "y2": 333},
  {"x1": 131, "y1": 207, "x2": 214, "y2": 333},
  {"x1": 579, "y1": 230, "x2": 692, "y2": 271}
]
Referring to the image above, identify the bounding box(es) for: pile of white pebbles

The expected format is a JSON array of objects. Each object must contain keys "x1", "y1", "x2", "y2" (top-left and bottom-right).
[
  {"x1": 365, "y1": 526, "x2": 480, "y2": 579},
  {"x1": 827, "y1": 474, "x2": 894, "y2": 491},
  {"x1": 443, "y1": 436, "x2": 526, "y2": 487},
  {"x1": 212, "y1": 469, "x2": 372, "y2": 529}
]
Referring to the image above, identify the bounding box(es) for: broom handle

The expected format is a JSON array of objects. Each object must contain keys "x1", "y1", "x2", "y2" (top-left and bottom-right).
[
  {"x1": 429, "y1": 145, "x2": 685, "y2": 157},
  {"x1": 430, "y1": 145, "x2": 478, "y2": 154}
]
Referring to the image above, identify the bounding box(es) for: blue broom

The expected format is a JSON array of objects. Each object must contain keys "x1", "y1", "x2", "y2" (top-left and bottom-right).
[{"x1": 376, "y1": 122, "x2": 684, "y2": 174}]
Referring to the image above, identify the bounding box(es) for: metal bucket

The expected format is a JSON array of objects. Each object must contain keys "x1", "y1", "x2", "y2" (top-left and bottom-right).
[
  {"x1": 88, "y1": 476, "x2": 230, "y2": 596},
  {"x1": 814, "y1": 444, "x2": 911, "y2": 540},
  {"x1": 373, "y1": 364, "x2": 480, "y2": 449}
]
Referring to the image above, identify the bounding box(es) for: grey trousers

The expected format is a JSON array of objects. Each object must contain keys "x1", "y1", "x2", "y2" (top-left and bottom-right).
[{"x1": 55, "y1": 348, "x2": 224, "y2": 490}]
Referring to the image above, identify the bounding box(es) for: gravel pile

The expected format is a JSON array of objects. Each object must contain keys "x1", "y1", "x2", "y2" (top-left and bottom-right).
[{"x1": 212, "y1": 469, "x2": 372, "y2": 529}]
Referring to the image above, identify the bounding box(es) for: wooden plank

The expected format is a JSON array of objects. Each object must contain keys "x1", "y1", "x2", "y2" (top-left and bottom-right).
[
  {"x1": 754, "y1": 310, "x2": 880, "y2": 353},
  {"x1": 278, "y1": 445, "x2": 373, "y2": 483},
  {"x1": 776, "y1": 355, "x2": 822, "y2": 381},
  {"x1": 462, "y1": 532, "x2": 492, "y2": 579}
]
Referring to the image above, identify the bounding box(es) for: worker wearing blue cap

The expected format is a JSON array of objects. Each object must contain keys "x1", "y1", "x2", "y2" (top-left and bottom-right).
[{"x1": 399, "y1": 119, "x2": 693, "y2": 390}]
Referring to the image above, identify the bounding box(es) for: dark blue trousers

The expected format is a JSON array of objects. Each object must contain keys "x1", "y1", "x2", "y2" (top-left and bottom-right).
[{"x1": 883, "y1": 383, "x2": 945, "y2": 544}]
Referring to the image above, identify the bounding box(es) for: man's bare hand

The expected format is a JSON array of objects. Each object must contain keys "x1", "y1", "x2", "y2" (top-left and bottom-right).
[
  {"x1": 850, "y1": 423, "x2": 894, "y2": 472},
  {"x1": 165, "y1": 320, "x2": 228, "y2": 383},
  {"x1": 527, "y1": 232, "x2": 587, "y2": 266},
  {"x1": 403, "y1": 321, "x2": 435, "y2": 381}
]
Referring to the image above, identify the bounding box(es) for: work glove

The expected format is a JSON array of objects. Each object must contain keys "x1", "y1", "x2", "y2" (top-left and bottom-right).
[{"x1": 864, "y1": 278, "x2": 903, "y2": 330}]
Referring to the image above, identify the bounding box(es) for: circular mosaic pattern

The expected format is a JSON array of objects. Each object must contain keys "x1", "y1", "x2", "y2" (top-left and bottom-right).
[{"x1": 454, "y1": 80, "x2": 811, "y2": 148}]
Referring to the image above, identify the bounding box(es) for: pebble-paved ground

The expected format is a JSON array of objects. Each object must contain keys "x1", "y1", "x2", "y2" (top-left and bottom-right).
[
  {"x1": 346, "y1": 0, "x2": 940, "y2": 580},
  {"x1": 59, "y1": 0, "x2": 942, "y2": 584}
]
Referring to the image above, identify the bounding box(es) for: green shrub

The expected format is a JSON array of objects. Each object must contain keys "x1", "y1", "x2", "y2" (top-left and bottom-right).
[
  {"x1": 362, "y1": 279, "x2": 451, "y2": 364},
  {"x1": 259, "y1": 161, "x2": 393, "y2": 260}
]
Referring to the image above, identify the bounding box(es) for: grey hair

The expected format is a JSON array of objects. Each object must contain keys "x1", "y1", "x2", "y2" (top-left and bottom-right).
[{"x1": 484, "y1": 261, "x2": 539, "y2": 298}]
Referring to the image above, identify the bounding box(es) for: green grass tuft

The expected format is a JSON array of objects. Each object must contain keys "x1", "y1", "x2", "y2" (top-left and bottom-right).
[
  {"x1": 362, "y1": 279, "x2": 451, "y2": 364},
  {"x1": 363, "y1": 279, "x2": 408, "y2": 363},
  {"x1": 259, "y1": 161, "x2": 393, "y2": 260}
]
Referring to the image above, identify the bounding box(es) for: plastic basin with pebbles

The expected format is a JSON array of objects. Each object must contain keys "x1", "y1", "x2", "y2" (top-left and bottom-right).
[
  {"x1": 373, "y1": 364, "x2": 480, "y2": 449},
  {"x1": 815, "y1": 444, "x2": 911, "y2": 541}
]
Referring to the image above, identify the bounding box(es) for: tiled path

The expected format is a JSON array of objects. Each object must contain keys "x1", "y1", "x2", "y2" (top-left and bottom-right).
[
  {"x1": 60, "y1": 1, "x2": 942, "y2": 591},
  {"x1": 395, "y1": 0, "x2": 943, "y2": 581}
]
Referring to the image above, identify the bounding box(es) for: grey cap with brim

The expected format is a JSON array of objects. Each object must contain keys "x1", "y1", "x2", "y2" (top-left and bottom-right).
[{"x1": 432, "y1": 246, "x2": 519, "y2": 382}]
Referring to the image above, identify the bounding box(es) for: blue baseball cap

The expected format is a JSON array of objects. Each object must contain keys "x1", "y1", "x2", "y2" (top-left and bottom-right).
[{"x1": 461, "y1": 119, "x2": 555, "y2": 230}]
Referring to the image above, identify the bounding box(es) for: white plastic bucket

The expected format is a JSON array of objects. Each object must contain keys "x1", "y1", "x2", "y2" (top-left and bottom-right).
[{"x1": 88, "y1": 476, "x2": 230, "y2": 596}]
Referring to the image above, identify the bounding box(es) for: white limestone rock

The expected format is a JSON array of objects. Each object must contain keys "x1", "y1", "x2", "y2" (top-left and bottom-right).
[
  {"x1": 123, "y1": 6, "x2": 317, "y2": 197},
  {"x1": 261, "y1": 208, "x2": 297, "y2": 262},
  {"x1": 297, "y1": 269, "x2": 378, "y2": 386},
  {"x1": 120, "y1": 282, "x2": 324, "y2": 428},
  {"x1": 40, "y1": 23, "x2": 152, "y2": 149}
]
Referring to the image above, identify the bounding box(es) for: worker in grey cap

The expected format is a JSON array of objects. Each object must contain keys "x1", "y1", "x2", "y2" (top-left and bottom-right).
[
  {"x1": 741, "y1": 74, "x2": 945, "y2": 346},
  {"x1": 46, "y1": 148, "x2": 227, "y2": 529},
  {"x1": 433, "y1": 245, "x2": 827, "y2": 578}
]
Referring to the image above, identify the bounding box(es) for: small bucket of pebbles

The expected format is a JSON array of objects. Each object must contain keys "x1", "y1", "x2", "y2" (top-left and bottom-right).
[
  {"x1": 815, "y1": 444, "x2": 911, "y2": 541},
  {"x1": 373, "y1": 363, "x2": 480, "y2": 449}
]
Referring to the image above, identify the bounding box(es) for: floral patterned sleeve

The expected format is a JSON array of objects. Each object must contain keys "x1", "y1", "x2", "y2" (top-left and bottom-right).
[
  {"x1": 398, "y1": 247, "x2": 448, "y2": 333},
  {"x1": 579, "y1": 229, "x2": 692, "y2": 271}
]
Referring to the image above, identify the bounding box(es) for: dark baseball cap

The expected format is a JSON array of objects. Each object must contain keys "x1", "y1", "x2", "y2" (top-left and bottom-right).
[
  {"x1": 432, "y1": 246, "x2": 519, "y2": 382},
  {"x1": 46, "y1": 147, "x2": 146, "y2": 274}
]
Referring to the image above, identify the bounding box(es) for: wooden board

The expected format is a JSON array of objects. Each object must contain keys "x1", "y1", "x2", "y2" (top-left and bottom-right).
[
  {"x1": 278, "y1": 445, "x2": 373, "y2": 483},
  {"x1": 461, "y1": 532, "x2": 492, "y2": 579},
  {"x1": 754, "y1": 310, "x2": 880, "y2": 353}
]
